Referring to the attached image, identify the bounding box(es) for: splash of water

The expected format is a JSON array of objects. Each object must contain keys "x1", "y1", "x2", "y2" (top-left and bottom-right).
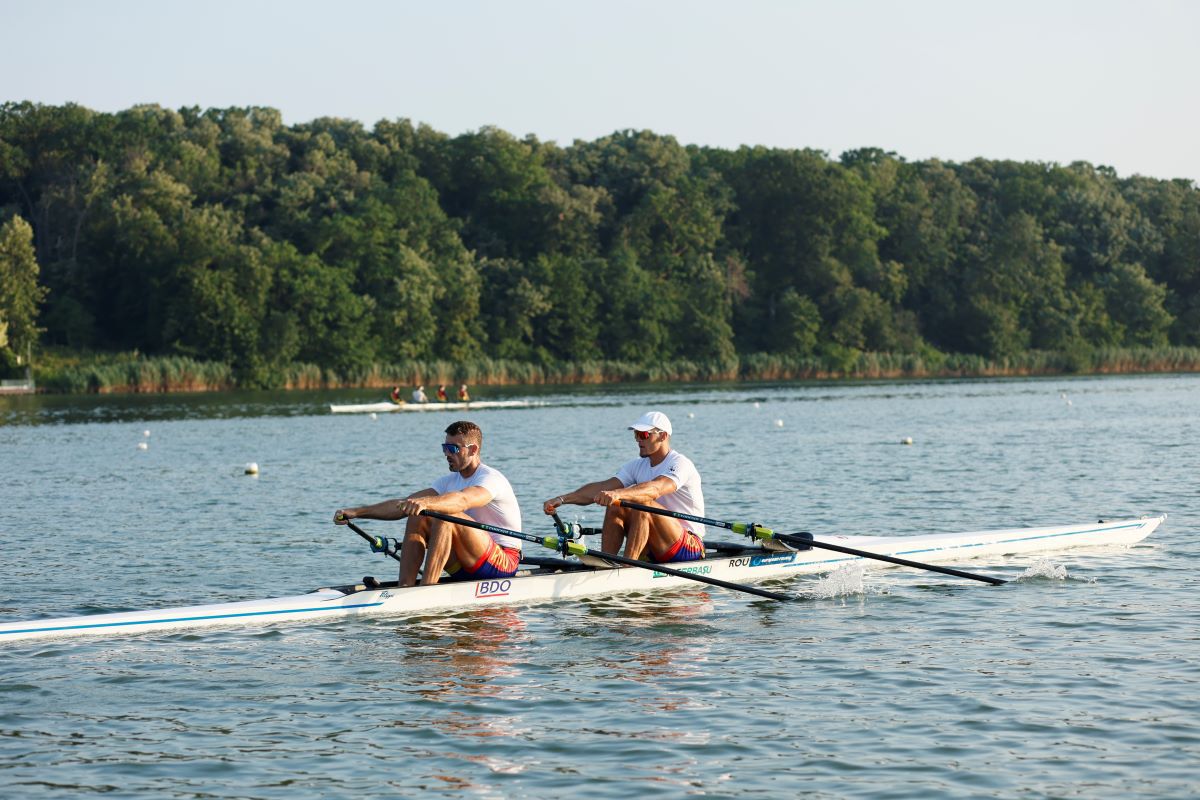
[
  {"x1": 810, "y1": 563, "x2": 868, "y2": 599},
  {"x1": 1017, "y1": 558, "x2": 1069, "y2": 580}
]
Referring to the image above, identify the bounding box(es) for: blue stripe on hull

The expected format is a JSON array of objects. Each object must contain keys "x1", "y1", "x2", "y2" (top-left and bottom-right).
[{"x1": 1, "y1": 601, "x2": 383, "y2": 637}]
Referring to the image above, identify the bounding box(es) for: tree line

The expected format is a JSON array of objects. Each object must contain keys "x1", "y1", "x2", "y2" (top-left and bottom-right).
[{"x1": 1, "y1": 101, "x2": 1197, "y2": 386}]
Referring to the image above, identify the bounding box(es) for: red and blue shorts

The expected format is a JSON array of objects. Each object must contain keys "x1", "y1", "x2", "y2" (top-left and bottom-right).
[
  {"x1": 654, "y1": 529, "x2": 705, "y2": 563},
  {"x1": 449, "y1": 540, "x2": 521, "y2": 580}
]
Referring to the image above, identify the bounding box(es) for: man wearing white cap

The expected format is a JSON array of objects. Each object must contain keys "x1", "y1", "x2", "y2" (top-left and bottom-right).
[{"x1": 542, "y1": 411, "x2": 706, "y2": 563}]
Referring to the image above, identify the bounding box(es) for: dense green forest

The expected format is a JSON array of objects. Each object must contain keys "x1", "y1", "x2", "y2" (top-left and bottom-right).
[{"x1": 1, "y1": 101, "x2": 1198, "y2": 389}]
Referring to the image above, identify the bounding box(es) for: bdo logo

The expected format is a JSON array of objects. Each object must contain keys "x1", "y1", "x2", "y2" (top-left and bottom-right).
[{"x1": 475, "y1": 579, "x2": 512, "y2": 598}]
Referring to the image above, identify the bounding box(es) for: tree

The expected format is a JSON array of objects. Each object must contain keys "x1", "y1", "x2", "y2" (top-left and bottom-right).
[
  {"x1": 1099, "y1": 262, "x2": 1174, "y2": 347},
  {"x1": 0, "y1": 215, "x2": 47, "y2": 362},
  {"x1": 773, "y1": 288, "x2": 821, "y2": 356}
]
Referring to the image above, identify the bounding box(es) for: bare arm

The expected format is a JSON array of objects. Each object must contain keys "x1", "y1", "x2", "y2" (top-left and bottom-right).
[
  {"x1": 595, "y1": 475, "x2": 678, "y2": 507},
  {"x1": 542, "y1": 477, "x2": 624, "y2": 515},
  {"x1": 399, "y1": 485, "x2": 493, "y2": 517},
  {"x1": 334, "y1": 488, "x2": 436, "y2": 524}
]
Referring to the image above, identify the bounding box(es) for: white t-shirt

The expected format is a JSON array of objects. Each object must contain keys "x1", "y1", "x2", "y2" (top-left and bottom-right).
[
  {"x1": 614, "y1": 450, "x2": 705, "y2": 537},
  {"x1": 430, "y1": 464, "x2": 522, "y2": 550}
]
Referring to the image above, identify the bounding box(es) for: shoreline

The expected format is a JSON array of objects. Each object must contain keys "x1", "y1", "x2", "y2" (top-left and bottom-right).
[{"x1": 15, "y1": 351, "x2": 1200, "y2": 395}]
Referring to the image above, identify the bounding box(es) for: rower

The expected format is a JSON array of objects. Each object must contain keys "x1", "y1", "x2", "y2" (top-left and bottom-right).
[
  {"x1": 543, "y1": 411, "x2": 705, "y2": 563},
  {"x1": 436, "y1": 384, "x2": 448, "y2": 402},
  {"x1": 334, "y1": 421, "x2": 523, "y2": 586},
  {"x1": 458, "y1": 383, "x2": 470, "y2": 402},
  {"x1": 389, "y1": 386, "x2": 404, "y2": 405},
  {"x1": 412, "y1": 384, "x2": 428, "y2": 403}
]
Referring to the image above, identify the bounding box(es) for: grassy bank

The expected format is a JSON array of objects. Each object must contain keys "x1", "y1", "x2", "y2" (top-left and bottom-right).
[{"x1": 25, "y1": 346, "x2": 1200, "y2": 394}]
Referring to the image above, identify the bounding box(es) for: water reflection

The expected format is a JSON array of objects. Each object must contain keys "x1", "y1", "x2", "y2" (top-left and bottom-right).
[{"x1": 393, "y1": 607, "x2": 529, "y2": 703}]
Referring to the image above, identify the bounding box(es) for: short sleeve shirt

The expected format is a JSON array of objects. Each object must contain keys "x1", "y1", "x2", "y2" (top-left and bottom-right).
[
  {"x1": 430, "y1": 464, "x2": 522, "y2": 550},
  {"x1": 614, "y1": 450, "x2": 705, "y2": 537}
]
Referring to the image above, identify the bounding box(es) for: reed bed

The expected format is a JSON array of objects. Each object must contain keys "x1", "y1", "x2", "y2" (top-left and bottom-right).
[
  {"x1": 29, "y1": 347, "x2": 1200, "y2": 394},
  {"x1": 38, "y1": 356, "x2": 234, "y2": 393}
]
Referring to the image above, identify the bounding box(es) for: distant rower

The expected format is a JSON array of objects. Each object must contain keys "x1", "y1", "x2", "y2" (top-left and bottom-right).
[
  {"x1": 389, "y1": 386, "x2": 403, "y2": 405},
  {"x1": 412, "y1": 385, "x2": 428, "y2": 403},
  {"x1": 437, "y1": 384, "x2": 448, "y2": 402},
  {"x1": 458, "y1": 384, "x2": 470, "y2": 402}
]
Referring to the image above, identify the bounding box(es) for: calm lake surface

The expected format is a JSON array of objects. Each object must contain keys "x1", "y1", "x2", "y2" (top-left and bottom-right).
[{"x1": 1, "y1": 375, "x2": 1197, "y2": 798}]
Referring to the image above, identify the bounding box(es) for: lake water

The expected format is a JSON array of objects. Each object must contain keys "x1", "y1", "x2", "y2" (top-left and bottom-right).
[{"x1": 1, "y1": 375, "x2": 1197, "y2": 798}]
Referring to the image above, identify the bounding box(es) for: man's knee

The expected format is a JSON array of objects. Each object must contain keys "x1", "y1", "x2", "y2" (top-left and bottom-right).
[
  {"x1": 404, "y1": 516, "x2": 431, "y2": 538},
  {"x1": 603, "y1": 504, "x2": 628, "y2": 524}
]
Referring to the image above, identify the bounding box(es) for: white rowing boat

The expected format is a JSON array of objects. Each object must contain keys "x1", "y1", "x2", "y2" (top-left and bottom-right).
[
  {"x1": 0, "y1": 515, "x2": 1163, "y2": 643},
  {"x1": 329, "y1": 400, "x2": 539, "y2": 414}
]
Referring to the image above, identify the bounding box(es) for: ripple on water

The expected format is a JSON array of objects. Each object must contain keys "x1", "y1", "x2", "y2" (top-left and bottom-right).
[{"x1": 1, "y1": 376, "x2": 1198, "y2": 798}]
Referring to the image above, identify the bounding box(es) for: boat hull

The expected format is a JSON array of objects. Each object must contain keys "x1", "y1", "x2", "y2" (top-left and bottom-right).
[
  {"x1": 0, "y1": 515, "x2": 1164, "y2": 643},
  {"x1": 329, "y1": 400, "x2": 538, "y2": 413}
]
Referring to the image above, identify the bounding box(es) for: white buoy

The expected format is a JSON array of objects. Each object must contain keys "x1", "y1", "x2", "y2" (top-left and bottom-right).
[
  {"x1": 775, "y1": 419, "x2": 784, "y2": 428},
  {"x1": 901, "y1": 437, "x2": 914, "y2": 445},
  {"x1": 369, "y1": 412, "x2": 378, "y2": 420},
  {"x1": 136, "y1": 442, "x2": 149, "y2": 451},
  {"x1": 244, "y1": 462, "x2": 259, "y2": 475},
  {"x1": 754, "y1": 402, "x2": 760, "y2": 409},
  {"x1": 687, "y1": 412, "x2": 695, "y2": 419},
  {"x1": 143, "y1": 429, "x2": 151, "y2": 437}
]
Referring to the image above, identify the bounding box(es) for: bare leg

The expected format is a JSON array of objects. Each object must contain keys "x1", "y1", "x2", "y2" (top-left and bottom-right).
[
  {"x1": 623, "y1": 510, "x2": 650, "y2": 560},
  {"x1": 421, "y1": 518, "x2": 455, "y2": 586},
  {"x1": 399, "y1": 516, "x2": 428, "y2": 587},
  {"x1": 601, "y1": 504, "x2": 627, "y2": 555}
]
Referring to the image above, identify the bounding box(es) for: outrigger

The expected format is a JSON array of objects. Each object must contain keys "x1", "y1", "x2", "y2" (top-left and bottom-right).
[{"x1": 0, "y1": 510, "x2": 1165, "y2": 643}]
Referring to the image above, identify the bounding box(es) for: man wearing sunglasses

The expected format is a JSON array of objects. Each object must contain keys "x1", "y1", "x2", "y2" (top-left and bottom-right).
[
  {"x1": 542, "y1": 411, "x2": 705, "y2": 563},
  {"x1": 334, "y1": 421, "x2": 522, "y2": 586}
]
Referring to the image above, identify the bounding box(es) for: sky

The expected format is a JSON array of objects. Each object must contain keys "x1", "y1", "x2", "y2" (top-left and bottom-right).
[{"x1": 3, "y1": 0, "x2": 1198, "y2": 182}]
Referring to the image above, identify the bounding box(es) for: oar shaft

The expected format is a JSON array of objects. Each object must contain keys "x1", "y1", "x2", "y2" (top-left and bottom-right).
[
  {"x1": 419, "y1": 509, "x2": 556, "y2": 549},
  {"x1": 418, "y1": 510, "x2": 792, "y2": 601},
  {"x1": 343, "y1": 519, "x2": 403, "y2": 563},
  {"x1": 618, "y1": 500, "x2": 734, "y2": 531},
  {"x1": 617, "y1": 500, "x2": 1007, "y2": 586},
  {"x1": 772, "y1": 532, "x2": 1006, "y2": 586},
  {"x1": 575, "y1": 549, "x2": 794, "y2": 601}
]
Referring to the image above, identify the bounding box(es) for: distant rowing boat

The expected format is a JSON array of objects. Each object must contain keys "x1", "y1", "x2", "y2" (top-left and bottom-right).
[
  {"x1": 330, "y1": 400, "x2": 540, "y2": 414},
  {"x1": 0, "y1": 515, "x2": 1163, "y2": 643}
]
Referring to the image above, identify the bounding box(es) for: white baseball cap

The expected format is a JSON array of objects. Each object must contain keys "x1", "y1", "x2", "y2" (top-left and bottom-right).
[{"x1": 628, "y1": 411, "x2": 672, "y2": 436}]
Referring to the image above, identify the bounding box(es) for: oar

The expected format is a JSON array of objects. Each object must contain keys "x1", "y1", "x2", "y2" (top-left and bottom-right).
[
  {"x1": 616, "y1": 500, "x2": 1008, "y2": 586},
  {"x1": 340, "y1": 517, "x2": 404, "y2": 563},
  {"x1": 418, "y1": 509, "x2": 794, "y2": 601}
]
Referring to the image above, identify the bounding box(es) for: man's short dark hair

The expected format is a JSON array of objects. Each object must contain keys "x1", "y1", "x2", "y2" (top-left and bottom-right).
[{"x1": 445, "y1": 420, "x2": 482, "y2": 449}]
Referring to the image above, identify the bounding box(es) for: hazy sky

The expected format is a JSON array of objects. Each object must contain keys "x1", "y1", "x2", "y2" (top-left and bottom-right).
[{"x1": 4, "y1": 0, "x2": 1197, "y2": 181}]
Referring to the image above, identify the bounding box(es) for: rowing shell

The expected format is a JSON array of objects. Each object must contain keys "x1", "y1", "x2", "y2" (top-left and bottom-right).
[
  {"x1": 0, "y1": 515, "x2": 1164, "y2": 643},
  {"x1": 329, "y1": 400, "x2": 540, "y2": 414}
]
